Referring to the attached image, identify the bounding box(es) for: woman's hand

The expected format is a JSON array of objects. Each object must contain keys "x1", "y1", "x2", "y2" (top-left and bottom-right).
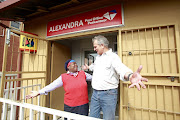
[{"x1": 26, "y1": 91, "x2": 40, "y2": 99}]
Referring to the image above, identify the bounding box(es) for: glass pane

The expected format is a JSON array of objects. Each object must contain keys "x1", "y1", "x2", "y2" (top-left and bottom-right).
[{"x1": 10, "y1": 21, "x2": 20, "y2": 29}]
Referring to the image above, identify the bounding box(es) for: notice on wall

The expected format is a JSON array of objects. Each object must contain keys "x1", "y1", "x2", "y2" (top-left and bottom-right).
[
  {"x1": 19, "y1": 32, "x2": 38, "y2": 53},
  {"x1": 47, "y1": 4, "x2": 124, "y2": 37}
]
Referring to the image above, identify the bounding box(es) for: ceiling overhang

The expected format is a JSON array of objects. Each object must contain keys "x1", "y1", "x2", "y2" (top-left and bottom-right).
[{"x1": 0, "y1": 0, "x2": 98, "y2": 22}]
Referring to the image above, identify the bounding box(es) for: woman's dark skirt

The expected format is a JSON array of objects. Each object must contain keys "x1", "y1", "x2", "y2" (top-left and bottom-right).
[{"x1": 64, "y1": 103, "x2": 89, "y2": 118}]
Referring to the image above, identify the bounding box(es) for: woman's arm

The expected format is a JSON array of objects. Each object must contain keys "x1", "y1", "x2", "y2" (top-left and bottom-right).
[
  {"x1": 26, "y1": 75, "x2": 63, "y2": 99},
  {"x1": 85, "y1": 72, "x2": 92, "y2": 81}
]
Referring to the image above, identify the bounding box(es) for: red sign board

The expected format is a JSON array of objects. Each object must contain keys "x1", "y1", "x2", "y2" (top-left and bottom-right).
[{"x1": 47, "y1": 4, "x2": 124, "y2": 37}]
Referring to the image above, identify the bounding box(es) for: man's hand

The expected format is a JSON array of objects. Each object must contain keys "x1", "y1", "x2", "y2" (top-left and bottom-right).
[
  {"x1": 26, "y1": 91, "x2": 40, "y2": 99},
  {"x1": 129, "y1": 65, "x2": 148, "y2": 90},
  {"x1": 82, "y1": 63, "x2": 89, "y2": 70}
]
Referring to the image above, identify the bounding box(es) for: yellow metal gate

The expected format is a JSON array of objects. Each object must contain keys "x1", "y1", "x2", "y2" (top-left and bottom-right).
[
  {"x1": 0, "y1": 28, "x2": 49, "y2": 119},
  {"x1": 119, "y1": 24, "x2": 180, "y2": 120}
]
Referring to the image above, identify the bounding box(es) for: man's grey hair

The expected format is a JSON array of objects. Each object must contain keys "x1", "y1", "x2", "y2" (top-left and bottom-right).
[{"x1": 92, "y1": 35, "x2": 109, "y2": 48}]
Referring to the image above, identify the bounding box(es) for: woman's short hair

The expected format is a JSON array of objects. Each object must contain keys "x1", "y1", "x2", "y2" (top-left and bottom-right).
[{"x1": 92, "y1": 35, "x2": 109, "y2": 47}]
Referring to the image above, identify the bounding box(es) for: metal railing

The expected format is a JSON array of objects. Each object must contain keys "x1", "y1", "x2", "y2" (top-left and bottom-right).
[
  {"x1": 3, "y1": 84, "x2": 41, "y2": 120},
  {"x1": 0, "y1": 73, "x2": 17, "y2": 84},
  {"x1": 0, "y1": 98, "x2": 102, "y2": 120}
]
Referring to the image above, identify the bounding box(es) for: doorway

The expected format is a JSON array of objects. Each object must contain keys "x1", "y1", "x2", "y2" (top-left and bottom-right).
[{"x1": 52, "y1": 32, "x2": 119, "y2": 119}]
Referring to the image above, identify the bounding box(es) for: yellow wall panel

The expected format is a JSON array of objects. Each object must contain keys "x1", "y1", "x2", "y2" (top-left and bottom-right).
[{"x1": 121, "y1": 24, "x2": 179, "y2": 120}]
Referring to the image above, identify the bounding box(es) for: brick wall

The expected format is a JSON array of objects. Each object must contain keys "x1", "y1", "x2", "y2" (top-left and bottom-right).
[{"x1": 0, "y1": 21, "x2": 20, "y2": 71}]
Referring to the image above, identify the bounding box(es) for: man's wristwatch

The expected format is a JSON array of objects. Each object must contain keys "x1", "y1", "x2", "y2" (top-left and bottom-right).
[{"x1": 127, "y1": 73, "x2": 133, "y2": 81}]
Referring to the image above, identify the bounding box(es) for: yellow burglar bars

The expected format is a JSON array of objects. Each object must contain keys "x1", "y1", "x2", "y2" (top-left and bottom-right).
[{"x1": 19, "y1": 31, "x2": 38, "y2": 53}]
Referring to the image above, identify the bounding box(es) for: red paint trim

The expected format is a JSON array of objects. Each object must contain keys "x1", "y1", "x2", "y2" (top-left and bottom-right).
[
  {"x1": 19, "y1": 48, "x2": 37, "y2": 53},
  {"x1": 21, "y1": 31, "x2": 38, "y2": 36}
]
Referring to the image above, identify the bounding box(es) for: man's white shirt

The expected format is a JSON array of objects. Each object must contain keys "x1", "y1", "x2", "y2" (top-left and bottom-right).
[{"x1": 89, "y1": 49, "x2": 132, "y2": 90}]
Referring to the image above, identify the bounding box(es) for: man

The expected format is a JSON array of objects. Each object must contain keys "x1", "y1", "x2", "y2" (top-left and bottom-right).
[
  {"x1": 26, "y1": 59, "x2": 91, "y2": 117},
  {"x1": 82, "y1": 35, "x2": 148, "y2": 120}
]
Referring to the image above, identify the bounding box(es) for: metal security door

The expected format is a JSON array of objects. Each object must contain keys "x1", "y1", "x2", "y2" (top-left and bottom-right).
[{"x1": 119, "y1": 24, "x2": 180, "y2": 120}]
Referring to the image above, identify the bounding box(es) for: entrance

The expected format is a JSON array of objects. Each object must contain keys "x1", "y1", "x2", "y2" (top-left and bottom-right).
[{"x1": 51, "y1": 32, "x2": 119, "y2": 119}]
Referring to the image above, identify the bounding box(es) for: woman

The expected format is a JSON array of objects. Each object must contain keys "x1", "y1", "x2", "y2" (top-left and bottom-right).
[{"x1": 26, "y1": 59, "x2": 91, "y2": 116}]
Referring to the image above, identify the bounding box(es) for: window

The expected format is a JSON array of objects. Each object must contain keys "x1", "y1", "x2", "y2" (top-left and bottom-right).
[{"x1": 10, "y1": 21, "x2": 21, "y2": 30}]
